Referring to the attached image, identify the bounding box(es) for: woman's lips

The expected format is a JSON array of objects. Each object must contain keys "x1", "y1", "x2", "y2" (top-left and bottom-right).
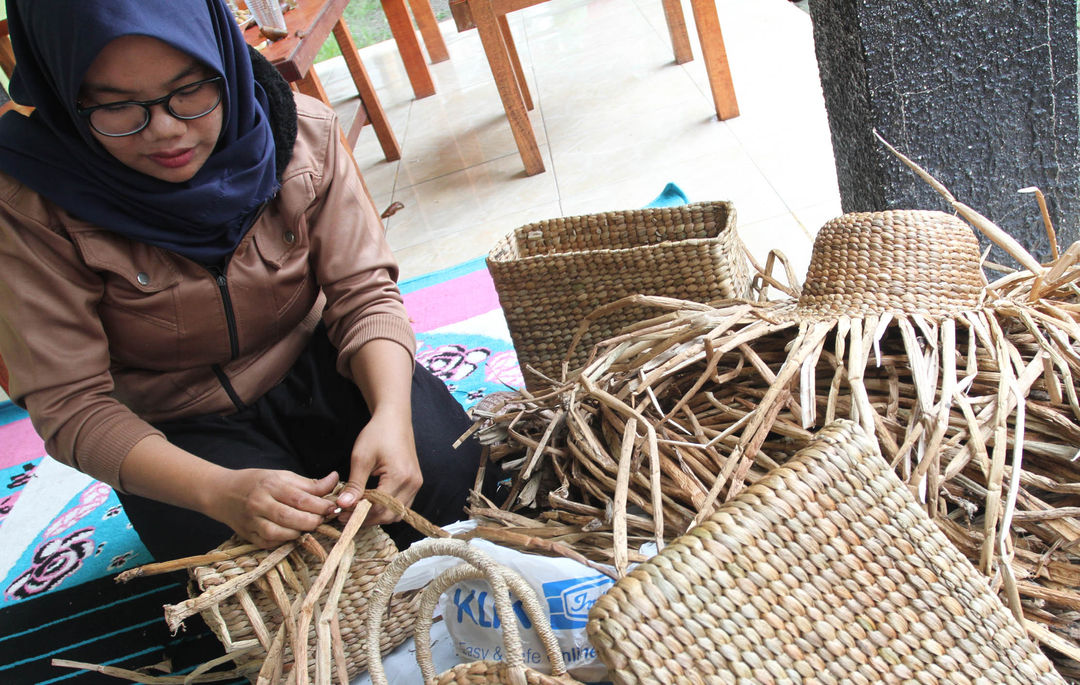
[{"x1": 148, "y1": 147, "x2": 196, "y2": 169}]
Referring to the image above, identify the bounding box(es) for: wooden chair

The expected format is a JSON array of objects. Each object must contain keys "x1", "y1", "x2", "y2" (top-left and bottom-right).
[
  {"x1": 0, "y1": 20, "x2": 13, "y2": 80},
  {"x1": 0, "y1": 21, "x2": 34, "y2": 119},
  {"x1": 245, "y1": 0, "x2": 402, "y2": 162},
  {"x1": 449, "y1": 0, "x2": 739, "y2": 176}
]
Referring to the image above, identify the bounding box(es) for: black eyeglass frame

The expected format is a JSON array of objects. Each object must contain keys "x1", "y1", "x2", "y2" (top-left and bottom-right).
[{"x1": 76, "y1": 76, "x2": 225, "y2": 138}]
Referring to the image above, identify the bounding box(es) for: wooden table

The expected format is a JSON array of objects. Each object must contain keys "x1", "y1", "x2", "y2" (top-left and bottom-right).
[
  {"x1": 244, "y1": 0, "x2": 401, "y2": 161},
  {"x1": 381, "y1": 0, "x2": 447, "y2": 98},
  {"x1": 450, "y1": 0, "x2": 739, "y2": 176}
]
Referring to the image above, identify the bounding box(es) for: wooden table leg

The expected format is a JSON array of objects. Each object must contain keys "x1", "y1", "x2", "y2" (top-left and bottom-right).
[
  {"x1": 661, "y1": 0, "x2": 693, "y2": 64},
  {"x1": 381, "y1": 0, "x2": 437, "y2": 98},
  {"x1": 296, "y1": 69, "x2": 401, "y2": 168},
  {"x1": 688, "y1": 0, "x2": 738, "y2": 120},
  {"x1": 332, "y1": 18, "x2": 402, "y2": 161},
  {"x1": 498, "y1": 15, "x2": 532, "y2": 111},
  {"x1": 406, "y1": 0, "x2": 450, "y2": 63},
  {"x1": 469, "y1": 0, "x2": 544, "y2": 175}
]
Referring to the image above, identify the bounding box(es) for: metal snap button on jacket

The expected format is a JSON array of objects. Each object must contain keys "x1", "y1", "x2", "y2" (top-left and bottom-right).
[
  {"x1": 283, "y1": 230, "x2": 296, "y2": 244},
  {"x1": 136, "y1": 271, "x2": 150, "y2": 286}
]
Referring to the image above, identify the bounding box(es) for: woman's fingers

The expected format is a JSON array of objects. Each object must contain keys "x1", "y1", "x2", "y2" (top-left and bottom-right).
[
  {"x1": 247, "y1": 516, "x2": 309, "y2": 549},
  {"x1": 304, "y1": 471, "x2": 340, "y2": 496},
  {"x1": 357, "y1": 470, "x2": 422, "y2": 526},
  {"x1": 243, "y1": 472, "x2": 340, "y2": 545},
  {"x1": 269, "y1": 471, "x2": 339, "y2": 516}
]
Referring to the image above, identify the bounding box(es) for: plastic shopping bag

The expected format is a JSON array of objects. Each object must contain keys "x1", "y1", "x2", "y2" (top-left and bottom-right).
[{"x1": 393, "y1": 522, "x2": 616, "y2": 682}]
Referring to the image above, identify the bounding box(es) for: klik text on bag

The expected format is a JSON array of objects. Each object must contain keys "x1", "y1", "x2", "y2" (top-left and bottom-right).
[{"x1": 443, "y1": 572, "x2": 614, "y2": 677}]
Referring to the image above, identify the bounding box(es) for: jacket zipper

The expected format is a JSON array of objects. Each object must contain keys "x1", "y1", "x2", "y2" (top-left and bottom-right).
[
  {"x1": 207, "y1": 265, "x2": 240, "y2": 361},
  {"x1": 206, "y1": 264, "x2": 246, "y2": 411},
  {"x1": 199, "y1": 202, "x2": 270, "y2": 411}
]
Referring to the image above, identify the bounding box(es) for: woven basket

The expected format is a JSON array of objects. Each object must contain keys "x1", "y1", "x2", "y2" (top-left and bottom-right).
[
  {"x1": 487, "y1": 201, "x2": 747, "y2": 391},
  {"x1": 796, "y1": 209, "x2": 987, "y2": 318},
  {"x1": 366, "y1": 538, "x2": 584, "y2": 684},
  {"x1": 586, "y1": 420, "x2": 1065, "y2": 684},
  {"x1": 167, "y1": 524, "x2": 418, "y2": 682}
]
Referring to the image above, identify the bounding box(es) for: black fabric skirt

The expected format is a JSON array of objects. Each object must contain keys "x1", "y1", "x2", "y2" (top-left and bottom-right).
[{"x1": 117, "y1": 325, "x2": 483, "y2": 560}]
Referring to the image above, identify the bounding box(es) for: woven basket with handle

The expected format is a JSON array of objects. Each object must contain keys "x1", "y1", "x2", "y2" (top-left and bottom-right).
[
  {"x1": 586, "y1": 419, "x2": 1064, "y2": 684},
  {"x1": 163, "y1": 523, "x2": 418, "y2": 682},
  {"x1": 487, "y1": 201, "x2": 747, "y2": 392},
  {"x1": 366, "y1": 537, "x2": 584, "y2": 684}
]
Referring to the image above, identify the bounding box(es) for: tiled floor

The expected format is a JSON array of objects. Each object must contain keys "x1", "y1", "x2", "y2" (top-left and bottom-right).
[{"x1": 317, "y1": 0, "x2": 841, "y2": 282}]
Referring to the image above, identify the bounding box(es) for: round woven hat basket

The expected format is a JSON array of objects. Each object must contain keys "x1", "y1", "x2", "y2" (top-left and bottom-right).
[
  {"x1": 796, "y1": 210, "x2": 986, "y2": 318},
  {"x1": 166, "y1": 524, "x2": 419, "y2": 681}
]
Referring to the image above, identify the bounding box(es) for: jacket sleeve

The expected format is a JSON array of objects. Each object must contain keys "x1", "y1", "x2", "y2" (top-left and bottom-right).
[
  {"x1": 0, "y1": 190, "x2": 162, "y2": 489},
  {"x1": 300, "y1": 101, "x2": 416, "y2": 379}
]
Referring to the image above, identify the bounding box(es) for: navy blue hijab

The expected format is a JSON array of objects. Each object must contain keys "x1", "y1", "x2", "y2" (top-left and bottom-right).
[{"x1": 0, "y1": 0, "x2": 279, "y2": 264}]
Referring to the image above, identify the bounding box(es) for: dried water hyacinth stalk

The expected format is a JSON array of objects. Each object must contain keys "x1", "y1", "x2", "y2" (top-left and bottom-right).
[{"x1": 469, "y1": 159, "x2": 1080, "y2": 676}]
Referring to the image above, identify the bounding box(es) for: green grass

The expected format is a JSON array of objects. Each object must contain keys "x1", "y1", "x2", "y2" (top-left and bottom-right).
[{"x1": 314, "y1": 0, "x2": 452, "y2": 63}]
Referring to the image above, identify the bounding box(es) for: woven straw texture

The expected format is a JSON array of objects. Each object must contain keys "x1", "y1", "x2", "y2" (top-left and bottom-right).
[
  {"x1": 487, "y1": 201, "x2": 747, "y2": 391},
  {"x1": 587, "y1": 420, "x2": 1064, "y2": 685},
  {"x1": 187, "y1": 525, "x2": 417, "y2": 680},
  {"x1": 796, "y1": 210, "x2": 986, "y2": 318}
]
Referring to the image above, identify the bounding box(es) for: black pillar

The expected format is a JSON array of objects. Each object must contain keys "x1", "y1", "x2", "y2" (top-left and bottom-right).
[{"x1": 808, "y1": 0, "x2": 1079, "y2": 265}]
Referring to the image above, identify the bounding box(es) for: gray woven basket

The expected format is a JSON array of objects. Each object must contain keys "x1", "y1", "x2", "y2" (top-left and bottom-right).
[
  {"x1": 487, "y1": 201, "x2": 748, "y2": 392},
  {"x1": 587, "y1": 420, "x2": 1064, "y2": 684}
]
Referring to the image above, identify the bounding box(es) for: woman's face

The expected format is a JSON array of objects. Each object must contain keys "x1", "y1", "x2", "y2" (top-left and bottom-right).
[{"x1": 79, "y1": 36, "x2": 224, "y2": 183}]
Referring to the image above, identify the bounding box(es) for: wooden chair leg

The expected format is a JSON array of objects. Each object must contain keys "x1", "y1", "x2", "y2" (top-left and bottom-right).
[
  {"x1": 661, "y1": 0, "x2": 693, "y2": 64},
  {"x1": 381, "y1": 0, "x2": 437, "y2": 98},
  {"x1": 688, "y1": 0, "x2": 738, "y2": 120},
  {"x1": 469, "y1": 0, "x2": 544, "y2": 175},
  {"x1": 0, "y1": 42, "x2": 14, "y2": 80},
  {"x1": 498, "y1": 14, "x2": 532, "y2": 111},
  {"x1": 332, "y1": 18, "x2": 402, "y2": 161},
  {"x1": 405, "y1": 0, "x2": 451, "y2": 63},
  {"x1": 295, "y1": 69, "x2": 332, "y2": 102}
]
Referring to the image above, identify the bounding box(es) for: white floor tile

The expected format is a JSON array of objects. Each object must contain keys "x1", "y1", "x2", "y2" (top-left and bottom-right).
[{"x1": 327, "y1": 0, "x2": 840, "y2": 280}]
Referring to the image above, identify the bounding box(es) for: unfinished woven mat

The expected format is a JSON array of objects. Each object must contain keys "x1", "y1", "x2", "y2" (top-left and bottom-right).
[
  {"x1": 587, "y1": 420, "x2": 1065, "y2": 684},
  {"x1": 161, "y1": 509, "x2": 418, "y2": 683},
  {"x1": 487, "y1": 201, "x2": 748, "y2": 391}
]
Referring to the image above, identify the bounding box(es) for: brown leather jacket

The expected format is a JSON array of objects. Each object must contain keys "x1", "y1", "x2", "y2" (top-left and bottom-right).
[{"x1": 0, "y1": 94, "x2": 415, "y2": 489}]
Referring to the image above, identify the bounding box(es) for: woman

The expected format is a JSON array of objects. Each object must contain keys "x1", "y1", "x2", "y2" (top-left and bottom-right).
[{"x1": 0, "y1": 0, "x2": 481, "y2": 561}]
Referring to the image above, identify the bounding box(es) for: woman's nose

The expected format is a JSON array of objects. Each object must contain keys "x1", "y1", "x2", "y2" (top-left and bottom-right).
[{"x1": 141, "y1": 103, "x2": 186, "y2": 138}]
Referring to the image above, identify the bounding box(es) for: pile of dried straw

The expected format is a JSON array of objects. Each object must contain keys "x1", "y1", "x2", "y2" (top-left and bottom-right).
[{"x1": 467, "y1": 146, "x2": 1080, "y2": 678}]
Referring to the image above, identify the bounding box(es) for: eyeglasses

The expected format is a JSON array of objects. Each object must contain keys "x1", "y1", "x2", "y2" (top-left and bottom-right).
[{"x1": 77, "y1": 76, "x2": 224, "y2": 137}]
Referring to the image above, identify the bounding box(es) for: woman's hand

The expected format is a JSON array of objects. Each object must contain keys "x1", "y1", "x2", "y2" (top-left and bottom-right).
[
  {"x1": 119, "y1": 434, "x2": 340, "y2": 549},
  {"x1": 206, "y1": 469, "x2": 340, "y2": 548},
  {"x1": 337, "y1": 338, "x2": 421, "y2": 525},
  {"x1": 337, "y1": 410, "x2": 422, "y2": 525}
]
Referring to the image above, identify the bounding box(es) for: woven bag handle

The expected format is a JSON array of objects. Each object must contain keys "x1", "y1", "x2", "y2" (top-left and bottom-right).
[
  {"x1": 412, "y1": 562, "x2": 569, "y2": 681},
  {"x1": 365, "y1": 538, "x2": 569, "y2": 685}
]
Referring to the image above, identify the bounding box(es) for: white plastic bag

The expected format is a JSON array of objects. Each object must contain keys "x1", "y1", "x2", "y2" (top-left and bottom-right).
[{"x1": 393, "y1": 522, "x2": 615, "y2": 682}]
